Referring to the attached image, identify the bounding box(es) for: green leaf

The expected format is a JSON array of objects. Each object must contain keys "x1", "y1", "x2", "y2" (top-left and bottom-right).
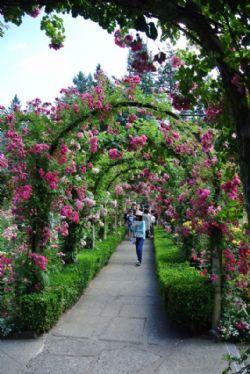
[{"x1": 133, "y1": 15, "x2": 148, "y2": 32}]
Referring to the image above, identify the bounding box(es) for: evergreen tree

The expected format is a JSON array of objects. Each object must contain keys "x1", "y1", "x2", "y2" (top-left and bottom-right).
[
  {"x1": 9, "y1": 94, "x2": 21, "y2": 111},
  {"x1": 154, "y1": 47, "x2": 176, "y2": 95},
  {"x1": 127, "y1": 38, "x2": 177, "y2": 96},
  {"x1": 72, "y1": 71, "x2": 94, "y2": 93},
  {"x1": 126, "y1": 36, "x2": 155, "y2": 95}
]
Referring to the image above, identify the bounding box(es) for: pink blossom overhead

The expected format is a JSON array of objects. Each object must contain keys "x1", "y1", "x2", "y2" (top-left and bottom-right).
[
  {"x1": 171, "y1": 56, "x2": 184, "y2": 68},
  {"x1": 129, "y1": 134, "x2": 147, "y2": 150},
  {"x1": 43, "y1": 171, "x2": 59, "y2": 190},
  {"x1": 29, "y1": 253, "x2": 48, "y2": 271},
  {"x1": 28, "y1": 6, "x2": 41, "y2": 17},
  {"x1": 29, "y1": 143, "x2": 50, "y2": 154},
  {"x1": 14, "y1": 185, "x2": 33, "y2": 202},
  {"x1": 82, "y1": 197, "x2": 96, "y2": 207},
  {"x1": 58, "y1": 222, "x2": 69, "y2": 237},
  {"x1": 204, "y1": 105, "x2": 222, "y2": 121},
  {"x1": 108, "y1": 148, "x2": 123, "y2": 160},
  {"x1": 0, "y1": 153, "x2": 8, "y2": 170},
  {"x1": 114, "y1": 185, "x2": 124, "y2": 195},
  {"x1": 198, "y1": 188, "x2": 210, "y2": 201},
  {"x1": 89, "y1": 136, "x2": 98, "y2": 153},
  {"x1": 221, "y1": 175, "x2": 241, "y2": 200},
  {"x1": 201, "y1": 130, "x2": 214, "y2": 152}
]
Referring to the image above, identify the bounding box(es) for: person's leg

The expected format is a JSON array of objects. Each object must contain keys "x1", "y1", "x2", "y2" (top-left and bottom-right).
[
  {"x1": 136, "y1": 238, "x2": 144, "y2": 263},
  {"x1": 127, "y1": 225, "x2": 131, "y2": 239},
  {"x1": 148, "y1": 227, "x2": 151, "y2": 238},
  {"x1": 128, "y1": 226, "x2": 132, "y2": 239}
]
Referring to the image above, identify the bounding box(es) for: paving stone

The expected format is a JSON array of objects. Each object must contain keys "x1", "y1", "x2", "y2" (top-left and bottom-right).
[
  {"x1": 53, "y1": 314, "x2": 112, "y2": 338},
  {"x1": 83, "y1": 287, "x2": 119, "y2": 297},
  {"x1": 119, "y1": 304, "x2": 154, "y2": 318},
  {"x1": 144, "y1": 311, "x2": 183, "y2": 345},
  {"x1": 89, "y1": 279, "x2": 135, "y2": 292},
  {"x1": 100, "y1": 317, "x2": 146, "y2": 343},
  {"x1": 120, "y1": 283, "x2": 159, "y2": 297},
  {"x1": 154, "y1": 339, "x2": 228, "y2": 373},
  {"x1": 79, "y1": 292, "x2": 115, "y2": 304},
  {"x1": 101, "y1": 302, "x2": 123, "y2": 317},
  {"x1": 45, "y1": 335, "x2": 126, "y2": 356},
  {"x1": 114, "y1": 295, "x2": 161, "y2": 306},
  {"x1": 0, "y1": 336, "x2": 46, "y2": 374},
  {"x1": 94, "y1": 266, "x2": 137, "y2": 281},
  {"x1": 63, "y1": 300, "x2": 107, "y2": 317},
  {"x1": 24, "y1": 353, "x2": 94, "y2": 374},
  {"x1": 90, "y1": 345, "x2": 161, "y2": 374},
  {"x1": 0, "y1": 350, "x2": 25, "y2": 374}
]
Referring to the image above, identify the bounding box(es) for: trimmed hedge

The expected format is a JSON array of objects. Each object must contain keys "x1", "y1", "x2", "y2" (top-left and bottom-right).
[
  {"x1": 18, "y1": 227, "x2": 125, "y2": 334},
  {"x1": 154, "y1": 227, "x2": 213, "y2": 334}
]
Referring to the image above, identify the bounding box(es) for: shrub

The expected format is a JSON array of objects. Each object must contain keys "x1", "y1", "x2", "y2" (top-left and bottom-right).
[
  {"x1": 154, "y1": 227, "x2": 213, "y2": 333},
  {"x1": 17, "y1": 227, "x2": 125, "y2": 334}
]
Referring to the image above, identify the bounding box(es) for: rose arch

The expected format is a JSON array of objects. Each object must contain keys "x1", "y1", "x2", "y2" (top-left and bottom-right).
[{"x1": 0, "y1": 68, "x2": 248, "y2": 341}]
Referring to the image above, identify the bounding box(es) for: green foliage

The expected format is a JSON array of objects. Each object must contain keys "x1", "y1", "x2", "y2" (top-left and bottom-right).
[
  {"x1": 133, "y1": 16, "x2": 158, "y2": 40},
  {"x1": 0, "y1": 172, "x2": 11, "y2": 208},
  {"x1": 18, "y1": 291, "x2": 63, "y2": 333},
  {"x1": 9, "y1": 94, "x2": 21, "y2": 112},
  {"x1": 223, "y1": 348, "x2": 250, "y2": 374},
  {"x1": 72, "y1": 71, "x2": 94, "y2": 93},
  {"x1": 40, "y1": 14, "x2": 65, "y2": 49},
  {"x1": 16, "y1": 228, "x2": 125, "y2": 334},
  {"x1": 154, "y1": 226, "x2": 213, "y2": 333}
]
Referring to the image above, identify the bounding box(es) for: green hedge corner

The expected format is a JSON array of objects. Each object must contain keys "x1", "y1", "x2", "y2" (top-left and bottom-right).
[
  {"x1": 154, "y1": 227, "x2": 213, "y2": 334},
  {"x1": 17, "y1": 227, "x2": 125, "y2": 334}
]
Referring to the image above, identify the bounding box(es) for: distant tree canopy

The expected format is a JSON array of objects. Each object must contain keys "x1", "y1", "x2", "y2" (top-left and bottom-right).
[
  {"x1": 72, "y1": 71, "x2": 94, "y2": 93},
  {"x1": 9, "y1": 94, "x2": 21, "y2": 111}
]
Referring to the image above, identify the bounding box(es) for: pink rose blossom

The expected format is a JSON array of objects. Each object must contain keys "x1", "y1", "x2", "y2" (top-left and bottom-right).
[
  {"x1": 29, "y1": 253, "x2": 48, "y2": 271},
  {"x1": 108, "y1": 148, "x2": 123, "y2": 160},
  {"x1": 14, "y1": 185, "x2": 32, "y2": 202},
  {"x1": 75, "y1": 199, "x2": 83, "y2": 210},
  {"x1": 0, "y1": 153, "x2": 8, "y2": 170},
  {"x1": 59, "y1": 222, "x2": 69, "y2": 237},
  {"x1": 210, "y1": 274, "x2": 219, "y2": 282},
  {"x1": 171, "y1": 56, "x2": 184, "y2": 68},
  {"x1": 29, "y1": 143, "x2": 49, "y2": 154},
  {"x1": 83, "y1": 197, "x2": 96, "y2": 207},
  {"x1": 115, "y1": 185, "x2": 124, "y2": 195},
  {"x1": 89, "y1": 136, "x2": 98, "y2": 153}
]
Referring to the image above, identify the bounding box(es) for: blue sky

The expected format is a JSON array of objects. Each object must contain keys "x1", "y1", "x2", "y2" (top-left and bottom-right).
[{"x1": 0, "y1": 14, "x2": 129, "y2": 107}]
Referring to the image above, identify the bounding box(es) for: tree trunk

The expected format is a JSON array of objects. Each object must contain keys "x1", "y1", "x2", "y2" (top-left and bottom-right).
[
  {"x1": 222, "y1": 81, "x2": 250, "y2": 225},
  {"x1": 114, "y1": 209, "x2": 118, "y2": 230},
  {"x1": 103, "y1": 216, "x2": 107, "y2": 240},
  {"x1": 63, "y1": 221, "x2": 77, "y2": 263},
  {"x1": 210, "y1": 227, "x2": 223, "y2": 330},
  {"x1": 31, "y1": 226, "x2": 41, "y2": 253},
  {"x1": 91, "y1": 223, "x2": 96, "y2": 249},
  {"x1": 211, "y1": 267, "x2": 222, "y2": 331}
]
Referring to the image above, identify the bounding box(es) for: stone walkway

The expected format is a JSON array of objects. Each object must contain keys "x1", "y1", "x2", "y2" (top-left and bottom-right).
[{"x1": 0, "y1": 239, "x2": 232, "y2": 373}]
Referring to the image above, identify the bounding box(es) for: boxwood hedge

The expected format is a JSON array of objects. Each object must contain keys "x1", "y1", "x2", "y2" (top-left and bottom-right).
[
  {"x1": 154, "y1": 227, "x2": 213, "y2": 334},
  {"x1": 17, "y1": 227, "x2": 125, "y2": 334}
]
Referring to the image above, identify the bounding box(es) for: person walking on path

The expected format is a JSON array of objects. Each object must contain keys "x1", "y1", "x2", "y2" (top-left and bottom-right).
[
  {"x1": 131, "y1": 210, "x2": 146, "y2": 266},
  {"x1": 126, "y1": 209, "x2": 135, "y2": 241},
  {"x1": 131, "y1": 202, "x2": 137, "y2": 215},
  {"x1": 143, "y1": 208, "x2": 152, "y2": 238}
]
